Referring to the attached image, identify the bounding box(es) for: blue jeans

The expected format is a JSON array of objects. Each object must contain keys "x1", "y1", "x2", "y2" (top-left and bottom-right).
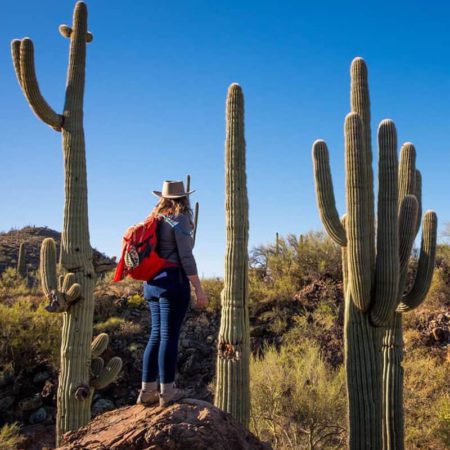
[{"x1": 142, "y1": 267, "x2": 190, "y2": 383}]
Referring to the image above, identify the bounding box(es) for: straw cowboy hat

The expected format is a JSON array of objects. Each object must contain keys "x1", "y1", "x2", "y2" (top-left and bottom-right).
[{"x1": 152, "y1": 180, "x2": 195, "y2": 199}]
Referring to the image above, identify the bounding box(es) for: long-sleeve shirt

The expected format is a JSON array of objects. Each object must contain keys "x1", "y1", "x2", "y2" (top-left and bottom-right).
[{"x1": 157, "y1": 213, "x2": 198, "y2": 276}]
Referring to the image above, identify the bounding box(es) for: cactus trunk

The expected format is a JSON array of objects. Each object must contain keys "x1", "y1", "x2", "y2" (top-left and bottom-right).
[
  {"x1": 214, "y1": 83, "x2": 250, "y2": 426},
  {"x1": 345, "y1": 299, "x2": 382, "y2": 449},
  {"x1": 17, "y1": 242, "x2": 26, "y2": 278},
  {"x1": 312, "y1": 57, "x2": 437, "y2": 449}
]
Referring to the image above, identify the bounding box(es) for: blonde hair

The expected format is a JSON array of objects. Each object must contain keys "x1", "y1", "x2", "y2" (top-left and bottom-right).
[{"x1": 152, "y1": 196, "x2": 193, "y2": 220}]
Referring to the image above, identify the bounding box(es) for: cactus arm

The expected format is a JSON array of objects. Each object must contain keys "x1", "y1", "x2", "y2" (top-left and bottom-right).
[
  {"x1": 398, "y1": 143, "x2": 416, "y2": 203},
  {"x1": 91, "y1": 357, "x2": 123, "y2": 389},
  {"x1": 193, "y1": 201, "x2": 199, "y2": 247},
  {"x1": 312, "y1": 140, "x2": 347, "y2": 246},
  {"x1": 40, "y1": 238, "x2": 59, "y2": 296},
  {"x1": 90, "y1": 357, "x2": 104, "y2": 378},
  {"x1": 345, "y1": 112, "x2": 372, "y2": 311},
  {"x1": 186, "y1": 174, "x2": 191, "y2": 193},
  {"x1": 350, "y1": 57, "x2": 375, "y2": 278},
  {"x1": 371, "y1": 120, "x2": 399, "y2": 326},
  {"x1": 397, "y1": 195, "x2": 419, "y2": 294},
  {"x1": 91, "y1": 333, "x2": 109, "y2": 358},
  {"x1": 397, "y1": 211, "x2": 437, "y2": 312},
  {"x1": 11, "y1": 40, "x2": 23, "y2": 88},
  {"x1": 13, "y1": 38, "x2": 63, "y2": 131},
  {"x1": 40, "y1": 238, "x2": 81, "y2": 313},
  {"x1": 414, "y1": 170, "x2": 422, "y2": 235},
  {"x1": 341, "y1": 215, "x2": 349, "y2": 295}
]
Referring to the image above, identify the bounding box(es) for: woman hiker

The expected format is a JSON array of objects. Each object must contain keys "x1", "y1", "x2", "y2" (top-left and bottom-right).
[{"x1": 137, "y1": 180, "x2": 208, "y2": 407}]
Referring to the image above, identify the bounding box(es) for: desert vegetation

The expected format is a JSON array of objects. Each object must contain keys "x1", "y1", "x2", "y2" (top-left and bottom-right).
[{"x1": 0, "y1": 228, "x2": 448, "y2": 449}]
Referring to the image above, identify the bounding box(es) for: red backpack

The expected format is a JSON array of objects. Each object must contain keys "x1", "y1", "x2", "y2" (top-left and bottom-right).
[{"x1": 113, "y1": 215, "x2": 177, "y2": 282}]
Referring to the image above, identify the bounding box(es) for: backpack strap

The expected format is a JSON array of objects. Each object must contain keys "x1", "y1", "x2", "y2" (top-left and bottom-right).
[{"x1": 157, "y1": 213, "x2": 193, "y2": 236}]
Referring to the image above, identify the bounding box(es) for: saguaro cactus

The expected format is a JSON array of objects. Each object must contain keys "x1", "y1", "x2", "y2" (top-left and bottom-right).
[
  {"x1": 17, "y1": 242, "x2": 26, "y2": 278},
  {"x1": 185, "y1": 174, "x2": 200, "y2": 247},
  {"x1": 10, "y1": 2, "x2": 119, "y2": 443},
  {"x1": 214, "y1": 83, "x2": 250, "y2": 426},
  {"x1": 312, "y1": 58, "x2": 437, "y2": 449}
]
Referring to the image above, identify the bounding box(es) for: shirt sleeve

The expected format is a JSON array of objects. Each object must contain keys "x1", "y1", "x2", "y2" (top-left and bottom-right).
[{"x1": 173, "y1": 214, "x2": 198, "y2": 276}]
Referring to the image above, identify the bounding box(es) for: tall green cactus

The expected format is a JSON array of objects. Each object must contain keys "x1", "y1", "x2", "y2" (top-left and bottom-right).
[
  {"x1": 185, "y1": 174, "x2": 200, "y2": 247},
  {"x1": 312, "y1": 57, "x2": 437, "y2": 449},
  {"x1": 10, "y1": 2, "x2": 118, "y2": 444},
  {"x1": 17, "y1": 242, "x2": 26, "y2": 279},
  {"x1": 214, "y1": 83, "x2": 250, "y2": 426}
]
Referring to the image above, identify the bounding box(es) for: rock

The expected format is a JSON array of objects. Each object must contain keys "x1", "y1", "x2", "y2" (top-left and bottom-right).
[
  {"x1": 58, "y1": 399, "x2": 270, "y2": 450},
  {"x1": 0, "y1": 394, "x2": 15, "y2": 411},
  {"x1": 33, "y1": 371, "x2": 50, "y2": 384},
  {"x1": 29, "y1": 406, "x2": 47, "y2": 424},
  {"x1": 0, "y1": 366, "x2": 14, "y2": 388},
  {"x1": 19, "y1": 393, "x2": 42, "y2": 412},
  {"x1": 41, "y1": 379, "x2": 56, "y2": 400},
  {"x1": 432, "y1": 327, "x2": 447, "y2": 343},
  {"x1": 15, "y1": 423, "x2": 55, "y2": 450},
  {"x1": 91, "y1": 398, "x2": 115, "y2": 417}
]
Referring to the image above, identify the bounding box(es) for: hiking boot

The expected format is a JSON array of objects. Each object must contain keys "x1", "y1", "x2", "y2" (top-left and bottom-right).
[
  {"x1": 136, "y1": 389, "x2": 159, "y2": 406},
  {"x1": 159, "y1": 385, "x2": 188, "y2": 407}
]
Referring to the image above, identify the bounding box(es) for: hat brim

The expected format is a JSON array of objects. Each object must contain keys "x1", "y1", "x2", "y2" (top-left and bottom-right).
[{"x1": 152, "y1": 190, "x2": 195, "y2": 199}]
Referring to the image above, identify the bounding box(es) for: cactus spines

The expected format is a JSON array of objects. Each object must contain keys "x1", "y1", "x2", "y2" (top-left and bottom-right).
[
  {"x1": 214, "y1": 83, "x2": 250, "y2": 427},
  {"x1": 12, "y1": 2, "x2": 96, "y2": 442},
  {"x1": 312, "y1": 57, "x2": 437, "y2": 449},
  {"x1": 17, "y1": 242, "x2": 27, "y2": 278}
]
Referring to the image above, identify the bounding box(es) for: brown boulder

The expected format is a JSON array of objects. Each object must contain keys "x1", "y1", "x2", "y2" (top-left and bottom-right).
[{"x1": 58, "y1": 399, "x2": 269, "y2": 450}]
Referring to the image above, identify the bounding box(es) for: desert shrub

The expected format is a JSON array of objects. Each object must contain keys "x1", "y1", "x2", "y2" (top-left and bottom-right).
[
  {"x1": 0, "y1": 422, "x2": 21, "y2": 450},
  {"x1": 250, "y1": 341, "x2": 346, "y2": 449},
  {"x1": 201, "y1": 277, "x2": 223, "y2": 310},
  {"x1": 248, "y1": 232, "x2": 341, "y2": 303},
  {"x1": 404, "y1": 351, "x2": 449, "y2": 449},
  {"x1": 94, "y1": 316, "x2": 127, "y2": 332},
  {"x1": 0, "y1": 297, "x2": 61, "y2": 371},
  {"x1": 94, "y1": 271, "x2": 142, "y2": 299},
  {"x1": 0, "y1": 268, "x2": 31, "y2": 299},
  {"x1": 127, "y1": 293, "x2": 145, "y2": 307}
]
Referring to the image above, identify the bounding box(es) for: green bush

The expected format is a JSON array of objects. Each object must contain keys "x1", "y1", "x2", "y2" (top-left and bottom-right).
[
  {"x1": 250, "y1": 341, "x2": 346, "y2": 449},
  {"x1": 0, "y1": 296, "x2": 61, "y2": 371},
  {"x1": 248, "y1": 231, "x2": 341, "y2": 303},
  {"x1": 201, "y1": 277, "x2": 223, "y2": 310}
]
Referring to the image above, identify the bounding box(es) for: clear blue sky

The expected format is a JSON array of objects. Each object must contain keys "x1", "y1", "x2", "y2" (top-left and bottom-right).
[{"x1": 1, "y1": 0, "x2": 449, "y2": 277}]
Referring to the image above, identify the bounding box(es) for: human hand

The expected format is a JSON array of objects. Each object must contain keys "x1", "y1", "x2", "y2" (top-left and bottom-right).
[{"x1": 194, "y1": 289, "x2": 208, "y2": 309}]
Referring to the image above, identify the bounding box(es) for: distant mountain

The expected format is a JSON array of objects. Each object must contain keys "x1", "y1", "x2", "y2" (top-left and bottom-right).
[{"x1": 0, "y1": 226, "x2": 116, "y2": 276}]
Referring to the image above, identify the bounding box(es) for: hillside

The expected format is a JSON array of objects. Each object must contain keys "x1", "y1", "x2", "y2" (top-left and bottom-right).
[
  {"x1": 0, "y1": 232, "x2": 448, "y2": 449},
  {"x1": 0, "y1": 226, "x2": 116, "y2": 276}
]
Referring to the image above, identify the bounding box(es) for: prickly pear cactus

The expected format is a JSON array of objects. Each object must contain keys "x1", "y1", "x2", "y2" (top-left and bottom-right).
[
  {"x1": 214, "y1": 83, "x2": 250, "y2": 426},
  {"x1": 10, "y1": 2, "x2": 115, "y2": 444},
  {"x1": 312, "y1": 58, "x2": 437, "y2": 449}
]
